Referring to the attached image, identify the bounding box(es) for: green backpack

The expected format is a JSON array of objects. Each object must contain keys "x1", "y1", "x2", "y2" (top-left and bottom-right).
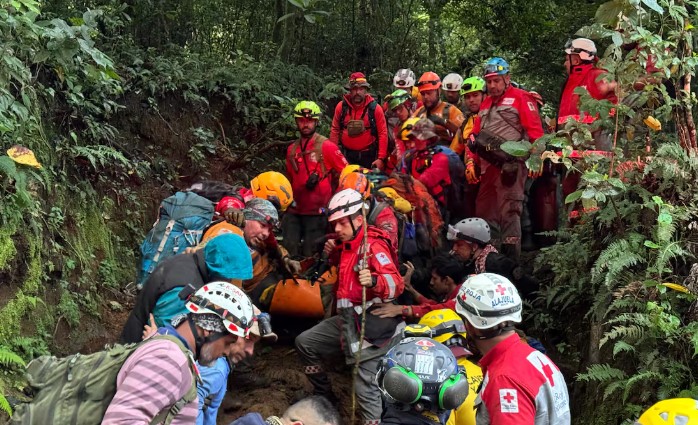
[{"x1": 10, "y1": 335, "x2": 198, "y2": 425}]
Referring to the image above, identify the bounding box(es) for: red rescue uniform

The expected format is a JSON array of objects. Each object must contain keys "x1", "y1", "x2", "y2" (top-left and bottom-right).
[
  {"x1": 401, "y1": 149, "x2": 452, "y2": 207},
  {"x1": 330, "y1": 94, "x2": 389, "y2": 166}
]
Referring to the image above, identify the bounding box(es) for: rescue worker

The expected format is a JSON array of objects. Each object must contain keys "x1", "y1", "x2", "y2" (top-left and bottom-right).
[
  {"x1": 384, "y1": 89, "x2": 412, "y2": 173},
  {"x1": 230, "y1": 396, "x2": 341, "y2": 425},
  {"x1": 330, "y1": 72, "x2": 389, "y2": 170},
  {"x1": 557, "y1": 38, "x2": 618, "y2": 215},
  {"x1": 338, "y1": 166, "x2": 399, "y2": 249},
  {"x1": 450, "y1": 77, "x2": 487, "y2": 219},
  {"x1": 400, "y1": 117, "x2": 461, "y2": 221},
  {"x1": 413, "y1": 72, "x2": 465, "y2": 146},
  {"x1": 469, "y1": 57, "x2": 545, "y2": 260},
  {"x1": 455, "y1": 273, "x2": 571, "y2": 424},
  {"x1": 295, "y1": 189, "x2": 404, "y2": 425},
  {"x1": 121, "y1": 233, "x2": 253, "y2": 343},
  {"x1": 393, "y1": 68, "x2": 423, "y2": 107},
  {"x1": 419, "y1": 310, "x2": 484, "y2": 425},
  {"x1": 442, "y1": 73, "x2": 465, "y2": 114},
  {"x1": 371, "y1": 254, "x2": 466, "y2": 320},
  {"x1": 284, "y1": 100, "x2": 348, "y2": 258},
  {"x1": 377, "y1": 336, "x2": 469, "y2": 424}
]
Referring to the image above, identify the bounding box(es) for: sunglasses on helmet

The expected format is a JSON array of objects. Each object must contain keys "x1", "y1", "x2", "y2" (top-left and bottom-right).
[
  {"x1": 416, "y1": 80, "x2": 440, "y2": 87},
  {"x1": 445, "y1": 83, "x2": 458, "y2": 90},
  {"x1": 484, "y1": 64, "x2": 505, "y2": 75},
  {"x1": 396, "y1": 79, "x2": 408, "y2": 86},
  {"x1": 297, "y1": 109, "x2": 317, "y2": 119},
  {"x1": 564, "y1": 39, "x2": 595, "y2": 55}
]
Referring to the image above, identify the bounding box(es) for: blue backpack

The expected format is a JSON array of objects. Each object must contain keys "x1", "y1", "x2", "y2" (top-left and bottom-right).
[{"x1": 137, "y1": 191, "x2": 214, "y2": 289}]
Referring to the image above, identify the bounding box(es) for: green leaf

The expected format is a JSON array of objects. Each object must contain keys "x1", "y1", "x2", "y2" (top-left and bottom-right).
[
  {"x1": 565, "y1": 190, "x2": 583, "y2": 204},
  {"x1": 611, "y1": 31, "x2": 623, "y2": 46},
  {"x1": 500, "y1": 140, "x2": 532, "y2": 157},
  {"x1": 657, "y1": 212, "x2": 672, "y2": 224},
  {"x1": 276, "y1": 12, "x2": 296, "y2": 23},
  {"x1": 288, "y1": 0, "x2": 305, "y2": 9},
  {"x1": 304, "y1": 13, "x2": 317, "y2": 23},
  {"x1": 691, "y1": 331, "x2": 698, "y2": 357},
  {"x1": 644, "y1": 240, "x2": 660, "y2": 249},
  {"x1": 641, "y1": 0, "x2": 664, "y2": 14},
  {"x1": 595, "y1": 0, "x2": 625, "y2": 25}
]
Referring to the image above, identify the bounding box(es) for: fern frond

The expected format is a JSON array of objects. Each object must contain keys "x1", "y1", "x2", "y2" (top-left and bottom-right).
[
  {"x1": 603, "y1": 379, "x2": 626, "y2": 401},
  {"x1": 0, "y1": 393, "x2": 11, "y2": 417},
  {"x1": 0, "y1": 347, "x2": 25, "y2": 368},
  {"x1": 612, "y1": 341, "x2": 636, "y2": 358},
  {"x1": 623, "y1": 371, "x2": 662, "y2": 402},
  {"x1": 600, "y1": 325, "x2": 646, "y2": 347},
  {"x1": 576, "y1": 363, "x2": 626, "y2": 383}
]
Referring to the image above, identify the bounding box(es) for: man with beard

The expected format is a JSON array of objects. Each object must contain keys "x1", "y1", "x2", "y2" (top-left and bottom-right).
[
  {"x1": 329, "y1": 72, "x2": 389, "y2": 170},
  {"x1": 284, "y1": 100, "x2": 348, "y2": 258},
  {"x1": 103, "y1": 282, "x2": 256, "y2": 424},
  {"x1": 412, "y1": 71, "x2": 465, "y2": 146}
]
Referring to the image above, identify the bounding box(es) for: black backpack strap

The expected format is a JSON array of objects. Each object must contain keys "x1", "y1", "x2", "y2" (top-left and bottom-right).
[
  {"x1": 338, "y1": 100, "x2": 350, "y2": 146},
  {"x1": 367, "y1": 100, "x2": 378, "y2": 139}
]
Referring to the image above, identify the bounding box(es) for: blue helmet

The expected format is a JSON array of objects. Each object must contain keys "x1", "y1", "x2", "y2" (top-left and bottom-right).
[{"x1": 484, "y1": 57, "x2": 510, "y2": 77}]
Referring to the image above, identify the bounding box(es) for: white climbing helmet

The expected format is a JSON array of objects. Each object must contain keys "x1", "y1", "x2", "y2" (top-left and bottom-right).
[
  {"x1": 394, "y1": 69, "x2": 416, "y2": 88},
  {"x1": 326, "y1": 189, "x2": 367, "y2": 222},
  {"x1": 455, "y1": 273, "x2": 522, "y2": 330},
  {"x1": 185, "y1": 281, "x2": 255, "y2": 338},
  {"x1": 565, "y1": 38, "x2": 597, "y2": 62},
  {"x1": 442, "y1": 73, "x2": 464, "y2": 92},
  {"x1": 447, "y1": 218, "x2": 491, "y2": 245}
]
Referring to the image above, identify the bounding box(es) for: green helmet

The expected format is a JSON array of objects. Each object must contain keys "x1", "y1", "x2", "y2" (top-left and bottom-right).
[
  {"x1": 460, "y1": 77, "x2": 485, "y2": 95},
  {"x1": 388, "y1": 89, "x2": 411, "y2": 111},
  {"x1": 294, "y1": 100, "x2": 321, "y2": 120}
]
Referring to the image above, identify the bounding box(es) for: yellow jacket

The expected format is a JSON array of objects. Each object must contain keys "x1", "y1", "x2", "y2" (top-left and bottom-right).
[
  {"x1": 449, "y1": 114, "x2": 476, "y2": 162},
  {"x1": 447, "y1": 357, "x2": 483, "y2": 425}
]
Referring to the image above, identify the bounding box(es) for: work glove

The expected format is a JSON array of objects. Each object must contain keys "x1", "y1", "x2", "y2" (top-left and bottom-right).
[
  {"x1": 323, "y1": 239, "x2": 337, "y2": 257},
  {"x1": 358, "y1": 268, "x2": 374, "y2": 287},
  {"x1": 223, "y1": 208, "x2": 245, "y2": 227},
  {"x1": 283, "y1": 256, "x2": 302, "y2": 275},
  {"x1": 465, "y1": 160, "x2": 479, "y2": 184}
]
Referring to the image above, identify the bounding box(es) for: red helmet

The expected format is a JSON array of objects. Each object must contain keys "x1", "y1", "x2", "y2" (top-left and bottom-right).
[
  {"x1": 215, "y1": 196, "x2": 245, "y2": 216},
  {"x1": 417, "y1": 71, "x2": 441, "y2": 92}
]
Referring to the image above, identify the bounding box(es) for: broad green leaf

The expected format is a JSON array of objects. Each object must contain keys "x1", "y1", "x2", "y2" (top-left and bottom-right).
[
  {"x1": 691, "y1": 331, "x2": 698, "y2": 357},
  {"x1": 304, "y1": 13, "x2": 317, "y2": 24},
  {"x1": 658, "y1": 212, "x2": 672, "y2": 224},
  {"x1": 288, "y1": 0, "x2": 305, "y2": 9},
  {"x1": 641, "y1": 0, "x2": 664, "y2": 14},
  {"x1": 500, "y1": 140, "x2": 532, "y2": 157},
  {"x1": 644, "y1": 240, "x2": 660, "y2": 249},
  {"x1": 565, "y1": 190, "x2": 583, "y2": 204},
  {"x1": 611, "y1": 31, "x2": 623, "y2": 46},
  {"x1": 595, "y1": 0, "x2": 625, "y2": 24},
  {"x1": 277, "y1": 12, "x2": 296, "y2": 23}
]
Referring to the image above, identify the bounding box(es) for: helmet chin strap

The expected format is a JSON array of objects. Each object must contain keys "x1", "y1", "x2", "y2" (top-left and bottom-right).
[{"x1": 187, "y1": 316, "x2": 229, "y2": 360}]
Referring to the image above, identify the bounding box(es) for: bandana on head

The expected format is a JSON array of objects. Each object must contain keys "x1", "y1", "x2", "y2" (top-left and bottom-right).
[
  {"x1": 191, "y1": 313, "x2": 226, "y2": 333},
  {"x1": 243, "y1": 198, "x2": 279, "y2": 223}
]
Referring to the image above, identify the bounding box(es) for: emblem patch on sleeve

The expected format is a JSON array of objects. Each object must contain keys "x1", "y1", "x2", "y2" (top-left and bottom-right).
[
  {"x1": 499, "y1": 389, "x2": 519, "y2": 413},
  {"x1": 375, "y1": 252, "x2": 392, "y2": 266}
]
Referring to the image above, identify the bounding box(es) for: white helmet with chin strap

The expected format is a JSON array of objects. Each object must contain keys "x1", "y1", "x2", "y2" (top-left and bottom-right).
[
  {"x1": 455, "y1": 273, "x2": 522, "y2": 331},
  {"x1": 394, "y1": 68, "x2": 416, "y2": 88},
  {"x1": 565, "y1": 38, "x2": 597, "y2": 62},
  {"x1": 442, "y1": 73, "x2": 464, "y2": 92},
  {"x1": 327, "y1": 189, "x2": 367, "y2": 222},
  {"x1": 447, "y1": 218, "x2": 491, "y2": 245}
]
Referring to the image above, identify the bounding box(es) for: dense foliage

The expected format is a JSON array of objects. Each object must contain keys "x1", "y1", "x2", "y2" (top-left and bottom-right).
[{"x1": 0, "y1": 0, "x2": 697, "y2": 421}]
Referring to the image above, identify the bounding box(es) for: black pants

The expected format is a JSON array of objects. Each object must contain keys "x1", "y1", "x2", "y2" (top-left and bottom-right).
[
  {"x1": 342, "y1": 144, "x2": 378, "y2": 169},
  {"x1": 281, "y1": 213, "x2": 328, "y2": 257}
]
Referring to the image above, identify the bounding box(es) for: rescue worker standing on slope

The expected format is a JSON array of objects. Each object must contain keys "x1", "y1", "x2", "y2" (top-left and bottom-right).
[
  {"x1": 330, "y1": 72, "x2": 389, "y2": 171},
  {"x1": 469, "y1": 58, "x2": 545, "y2": 260},
  {"x1": 284, "y1": 101, "x2": 348, "y2": 258},
  {"x1": 295, "y1": 189, "x2": 404, "y2": 425},
  {"x1": 413, "y1": 72, "x2": 465, "y2": 147}
]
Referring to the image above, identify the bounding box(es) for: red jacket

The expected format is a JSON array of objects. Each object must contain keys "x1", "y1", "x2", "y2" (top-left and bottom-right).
[
  {"x1": 558, "y1": 63, "x2": 618, "y2": 126},
  {"x1": 330, "y1": 94, "x2": 389, "y2": 159},
  {"x1": 370, "y1": 200, "x2": 399, "y2": 250},
  {"x1": 286, "y1": 133, "x2": 348, "y2": 215},
  {"x1": 401, "y1": 149, "x2": 451, "y2": 206},
  {"x1": 476, "y1": 333, "x2": 570, "y2": 424},
  {"x1": 411, "y1": 284, "x2": 461, "y2": 319},
  {"x1": 473, "y1": 86, "x2": 544, "y2": 143},
  {"x1": 332, "y1": 226, "x2": 403, "y2": 308}
]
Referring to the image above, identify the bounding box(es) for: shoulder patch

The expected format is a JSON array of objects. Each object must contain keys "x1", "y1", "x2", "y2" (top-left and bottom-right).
[
  {"x1": 499, "y1": 389, "x2": 519, "y2": 413},
  {"x1": 375, "y1": 252, "x2": 392, "y2": 266},
  {"x1": 501, "y1": 97, "x2": 515, "y2": 106},
  {"x1": 527, "y1": 101, "x2": 536, "y2": 111}
]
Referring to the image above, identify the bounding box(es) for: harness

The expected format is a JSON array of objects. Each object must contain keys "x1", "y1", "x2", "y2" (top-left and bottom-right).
[{"x1": 338, "y1": 99, "x2": 379, "y2": 146}]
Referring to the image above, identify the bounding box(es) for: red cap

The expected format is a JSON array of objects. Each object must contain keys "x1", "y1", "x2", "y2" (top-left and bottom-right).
[
  {"x1": 215, "y1": 196, "x2": 245, "y2": 215},
  {"x1": 347, "y1": 72, "x2": 370, "y2": 89}
]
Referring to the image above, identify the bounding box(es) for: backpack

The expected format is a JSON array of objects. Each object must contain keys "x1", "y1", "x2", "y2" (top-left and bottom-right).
[
  {"x1": 138, "y1": 191, "x2": 215, "y2": 289},
  {"x1": 289, "y1": 134, "x2": 328, "y2": 176},
  {"x1": 338, "y1": 99, "x2": 378, "y2": 144},
  {"x1": 403, "y1": 146, "x2": 466, "y2": 211},
  {"x1": 11, "y1": 335, "x2": 198, "y2": 425}
]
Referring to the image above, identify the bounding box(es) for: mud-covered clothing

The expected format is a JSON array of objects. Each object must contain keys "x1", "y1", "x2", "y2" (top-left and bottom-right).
[
  {"x1": 557, "y1": 63, "x2": 617, "y2": 127},
  {"x1": 103, "y1": 328, "x2": 198, "y2": 424},
  {"x1": 122, "y1": 251, "x2": 210, "y2": 343},
  {"x1": 369, "y1": 198, "x2": 399, "y2": 250},
  {"x1": 472, "y1": 86, "x2": 544, "y2": 257},
  {"x1": 447, "y1": 356, "x2": 484, "y2": 425},
  {"x1": 286, "y1": 133, "x2": 348, "y2": 216},
  {"x1": 475, "y1": 333, "x2": 570, "y2": 425},
  {"x1": 401, "y1": 149, "x2": 452, "y2": 206},
  {"x1": 413, "y1": 101, "x2": 465, "y2": 145},
  {"x1": 331, "y1": 225, "x2": 403, "y2": 308},
  {"x1": 330, "y1": 94, "x2": 389, "y2": 162},
  {"x1": 409, "y1": 285, "x2": 461, "y2": 319}
]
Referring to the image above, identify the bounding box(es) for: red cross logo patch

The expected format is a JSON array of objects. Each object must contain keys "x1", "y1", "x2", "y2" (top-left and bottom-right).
[
  {"x1": 496, "y1": 284, "x2": 507, "y2": 296},
  {"x1": 499, "y1": 389, "x2": 519, "y2": 413}
]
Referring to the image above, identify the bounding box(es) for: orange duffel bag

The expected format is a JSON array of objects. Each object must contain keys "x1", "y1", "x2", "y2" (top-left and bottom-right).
[{"x1": 269, "y1": 267, "x2": 337, "y2": 319}]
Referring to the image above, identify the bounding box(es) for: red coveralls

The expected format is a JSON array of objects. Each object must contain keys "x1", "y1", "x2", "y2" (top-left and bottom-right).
[
  {"x1": 557, "y1": 63, "x2": 618, "y2": 205},
  {"x1": 283, "y1": 133, "x2": 348, "y2": 256},
  {"x1": 472, "y1": 86, "x2": 544, "y2": 256},
  {"x1": 329, "y1": 94, "x2": 388, "y2": 169},
  {"x1": 401, "y1": 149, "x2": 452, "y2": 207}
]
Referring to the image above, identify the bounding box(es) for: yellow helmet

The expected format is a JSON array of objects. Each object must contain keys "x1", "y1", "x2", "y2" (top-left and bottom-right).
[
  {"x1": 250, "y1": 171, "x2": 294, "y2": 212},
  {"x1": 419, "y1": 309, "x2": 467, "y2": 345},
  {"x1": 399, "y1": 117, "x2": 421, "y2": 141},
  {"x1": 636, "y1": 398, "x2": 698, "y2": 425},
  {"x1": 339, "y1": 164, "x2": 363, "y2": 182},
  {"x1": 377, "y1": 187, "x2": 412, "y2": 214}
]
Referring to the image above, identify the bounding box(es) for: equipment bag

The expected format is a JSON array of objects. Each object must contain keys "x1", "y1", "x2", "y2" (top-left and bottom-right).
[
  {"x1": 269, "y1": 267, "x2": 337, "y2": 319},
  {"x1": 11, "y1": 335, "x2": 197, "y2": 425},
  {"x1": 138, "y1": 191, "x2": 214, "y2": 289},
  {"x1": 403, "y1": 146, "x2": 466, "y2": 212}
]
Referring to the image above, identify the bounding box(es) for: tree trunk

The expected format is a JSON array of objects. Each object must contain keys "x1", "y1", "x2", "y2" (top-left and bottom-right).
[
  {"x1": 588, "y1": 320, "x2": 602, "y2": 364},
  {"x1": 272, "y1": 0, "x2": 284, "y2": 45},
  {"x1": 675, "y1": 73, "x2": 697, "y2": 153}
]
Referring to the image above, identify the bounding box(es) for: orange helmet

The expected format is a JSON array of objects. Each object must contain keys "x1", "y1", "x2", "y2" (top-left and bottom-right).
[
  {"x1": 417, "y1": 71, "x2": 441, "y2": 92},
  {"x1": 250, "y1": 171, "x2": 294, "y2": 212},
  {"x1": 339, "y1": 170, "x2": 372, "y2": 199}
]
